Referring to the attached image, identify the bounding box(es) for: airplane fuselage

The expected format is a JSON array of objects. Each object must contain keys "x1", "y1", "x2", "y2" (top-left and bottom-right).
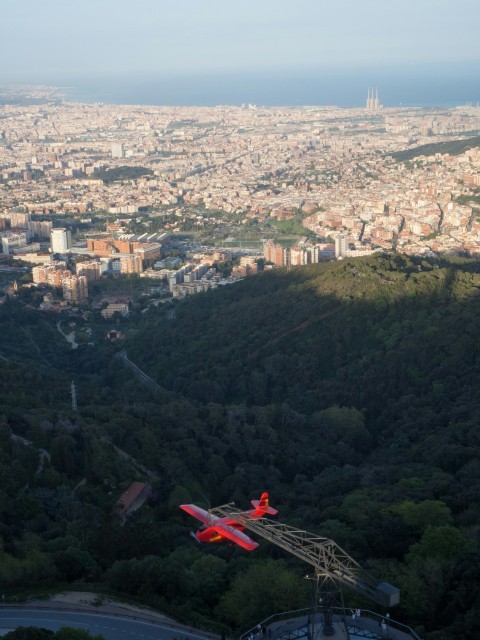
[
  {"x1": 196, "y1": 520, "x2": 244, "y2": 544},
  {"x1": 180, "y1": 492, "x2": 278, "y2": 551}
]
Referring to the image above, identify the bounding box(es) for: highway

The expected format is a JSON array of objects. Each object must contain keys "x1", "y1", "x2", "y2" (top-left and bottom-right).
[{"x1": 0, "y1": 608, "x2": 213, "y2": 640}]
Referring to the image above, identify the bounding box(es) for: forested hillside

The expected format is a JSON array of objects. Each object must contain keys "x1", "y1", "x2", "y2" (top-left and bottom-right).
[
  {"x1": 129, "y1": 254, "x2": 480, "y2": 436},
  {"x1": 390, "y1": 135, "x2": 480, "y2": 162},
  {"x1": 1, "y1": 255, "x2": 480, "y2": 639}
]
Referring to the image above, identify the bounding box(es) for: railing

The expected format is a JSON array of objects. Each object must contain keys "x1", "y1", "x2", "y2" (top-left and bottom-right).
[
  {"x1": 356, "y1": 609, "x2": 423, "y2": 640},
  {"x1": 240, "y1": 608, "x2": 311, "y2": 640},
  {"x1": 240, "y1": 607, "x2": 422, "y2": 640}
]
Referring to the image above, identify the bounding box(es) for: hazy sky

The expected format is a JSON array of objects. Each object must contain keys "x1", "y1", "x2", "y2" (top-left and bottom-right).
[{"x1": 2, "y1": 0, "x2": 479, "y2": 82}]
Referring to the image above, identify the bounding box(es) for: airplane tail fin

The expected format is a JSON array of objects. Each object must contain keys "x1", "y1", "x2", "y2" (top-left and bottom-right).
[{"x1": 251, "y1": 491, "x2": 278, "y2": 516}]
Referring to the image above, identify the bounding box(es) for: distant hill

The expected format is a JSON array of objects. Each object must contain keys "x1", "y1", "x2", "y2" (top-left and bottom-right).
[
  {"x1": 128, "y1": 254, "x2": 480, "y2": 433},
  {"x1": 390, "y1": 135, "x2": 480, "y2": 162},
  {"x1": 0, "y1": 300, "x2": 69, "y2": 367}
]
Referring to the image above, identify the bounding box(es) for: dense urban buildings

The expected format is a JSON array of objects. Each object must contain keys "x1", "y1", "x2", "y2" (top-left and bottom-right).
[{"x1": 1, "y1": 87, "x2": 480, "y2": 307}]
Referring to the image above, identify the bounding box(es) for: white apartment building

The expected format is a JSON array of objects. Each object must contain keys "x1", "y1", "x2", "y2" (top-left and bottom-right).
[
  {"x1": 111, "y1": 143, "x2": 125, "y2": 159},
  {"x1": 50, "y1": 228, "x2": 72, "y2": 253},
  {"x1": 1, "y1": 231, "x2": 31, "y2": 255}
]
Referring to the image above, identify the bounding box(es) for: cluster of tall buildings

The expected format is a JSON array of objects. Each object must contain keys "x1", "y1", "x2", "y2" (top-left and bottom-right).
[
  {"x1": 0, "y1": 211, "x2": 53, "y2": 255},
  {"x1": 1, "y1": 218, "x2": 175, "y2": 306},
  {"x1": 263, "y1": 236, "x2": 382, "y2": 266},
  {"x1": 231, "y1": 255, "x2": 259, "y2": 278},
  {"x1": 0, "y1": 214, "x2": 75, "y2": 258},
  {"x1": 32, "y1": 261, "x2": 88, "y2": 304},
  {"x1": 85, "y1": 237, "x2": 161, "y2": 267},
  {"x1": 263, "y1": 241, "x2": 335, "y2": 267}
]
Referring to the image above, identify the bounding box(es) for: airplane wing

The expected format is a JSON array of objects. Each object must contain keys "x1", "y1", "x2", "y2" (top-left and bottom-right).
[
  {"x1": 215, "y1": 522, "x2": 259, "y2": 550},
  {"x1": 180, "y1": 504, "x2": 212, "y2": 526}
]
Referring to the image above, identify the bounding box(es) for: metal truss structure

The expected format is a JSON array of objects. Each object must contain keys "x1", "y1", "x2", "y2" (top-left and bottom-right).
[{"x1": 209, "y1": 503, "x2": 400, "y2": 639}]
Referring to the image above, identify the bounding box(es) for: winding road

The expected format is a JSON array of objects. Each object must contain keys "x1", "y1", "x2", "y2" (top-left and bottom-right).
[
  {"x1": 0, "y1": 608, "x2": 214, "y2": 640},
  {"x1": 56, "y1": 321, "x2": 79, "y2": 349}
]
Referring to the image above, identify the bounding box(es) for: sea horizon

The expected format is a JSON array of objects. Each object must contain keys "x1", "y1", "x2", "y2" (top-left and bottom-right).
[
  {"x1": 3, "y1": 64, "x2": 480, "y2": 109},
  {"x1": 63, "y1": 65, "x2": 480, "y2": 109}
]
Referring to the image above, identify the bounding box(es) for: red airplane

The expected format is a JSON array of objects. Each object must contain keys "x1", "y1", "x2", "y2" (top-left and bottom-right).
[{"x1": 180, "y1": 492, "x2": 278, "y2": 551}]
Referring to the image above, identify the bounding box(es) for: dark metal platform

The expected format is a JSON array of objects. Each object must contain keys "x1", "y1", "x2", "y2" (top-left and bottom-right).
[{"x1": 241, "y1": 608, "x2": 421, "y2": 640}]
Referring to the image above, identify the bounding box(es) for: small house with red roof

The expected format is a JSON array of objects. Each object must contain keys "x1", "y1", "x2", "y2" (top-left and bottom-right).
[{"x1": 115, "y1": 481, "x2": 153, "y2": 522}]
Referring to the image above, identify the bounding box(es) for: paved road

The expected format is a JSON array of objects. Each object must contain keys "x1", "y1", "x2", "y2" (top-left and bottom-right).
[{"x1": 0, "y1": 609, "x2": 212, "y2": 640}]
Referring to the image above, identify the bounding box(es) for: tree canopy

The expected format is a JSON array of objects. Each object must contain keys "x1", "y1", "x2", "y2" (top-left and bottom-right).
[{"x1": 1, "y1": 254, "x2": 480, "y2": 638}]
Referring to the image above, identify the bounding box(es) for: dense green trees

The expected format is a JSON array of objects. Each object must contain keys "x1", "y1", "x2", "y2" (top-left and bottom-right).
[
  {"x1": 217, "y1": 560, "x2": 308, "y2": 627},
  {"x1": 391, "y1": 135, "x2": 480, "y2": 162},
  {"x1": 3, "y1": 629, "x2": 54, "y2": 640},
  {"x1": 92, "y1": 166, "x2": 153, "y2": 183},
  {"x1": 2, "y1": 255, "x2": 480, "y2": 637}
]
